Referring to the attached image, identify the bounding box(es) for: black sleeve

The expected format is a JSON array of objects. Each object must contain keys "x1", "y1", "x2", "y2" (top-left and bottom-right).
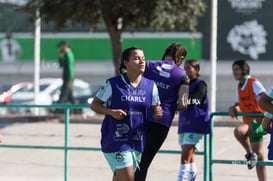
[{"x1": 189, "y1": 80, "x2": 207, "y2": 104}]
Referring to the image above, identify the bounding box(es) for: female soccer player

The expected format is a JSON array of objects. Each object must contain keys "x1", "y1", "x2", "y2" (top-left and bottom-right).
[
  {"x1": 90, "y1": 47, "x2": 162, "y2": 181},
  {"x1": 177, "y1": 59, "x2": 210, "y2": 181},
  {"x1": 228, "y1": 59, "x2": 267, "y2": 181},
  {"x1": 135, "y1": 43, "x2": 189, "y2": 181}
]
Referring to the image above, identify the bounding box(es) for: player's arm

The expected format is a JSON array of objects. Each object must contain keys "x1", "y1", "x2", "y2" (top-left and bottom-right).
[
  {"x1": 259, "y1": 93, "x2": 273, "y2": 115},
  {"x1": 190, "y1": 80, "x2": 207, "y2": 104},
  {"x1": 90, "y1": 97, "x2": 127, "y2": 120},
  {"x1": 150, "y1": 82, "x2": 163, "y2": 120},
  {"x1": 177, "y1": 74, "x2": 189, "y2": 111},
  {"x1": 229, "y1": 87, "x2": 240, "y2": 119},
  {"x1": 90, "y1": 81, "x2": 127, "y2": 120},
  {"x1": 229, "y1": 103, "x2": 240, "y2": 119},
  {"x1": 262, "y1": 116, "x2": 272, "y2": 134},
  {"x1": 90, "y1": 97, "x2": 110, "y2": 115},
  {"x1": 66, "y1": 52, "x2": 75, "y2": 81}
]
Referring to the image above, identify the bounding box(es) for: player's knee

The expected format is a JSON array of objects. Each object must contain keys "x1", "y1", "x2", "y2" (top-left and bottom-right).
[
  {"x1": 233, "y1": 127, "x2": 240, "y2": 138},
  {"x1": 256, "y1": 151, "x2": 265, "y2": 161}
]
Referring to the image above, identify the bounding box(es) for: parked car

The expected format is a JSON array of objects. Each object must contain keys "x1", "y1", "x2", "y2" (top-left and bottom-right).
[
  {"x1": 75, "y1": 83, "x2": 101, "y2": 104},
  {"x1": 0, "y1": 82, "x2": 32, "y2": 104},
  {"x1": 8, "y1": 78, "x2": 92, "y2": 115}
]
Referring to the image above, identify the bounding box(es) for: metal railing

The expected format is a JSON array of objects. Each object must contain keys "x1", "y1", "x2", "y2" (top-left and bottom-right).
[
  {"x1": 209, "y1": 112, "x2": 273, "y2": 181},
  {"x1": 0, "y1": 104, "x2": 209, "y2": 181}
]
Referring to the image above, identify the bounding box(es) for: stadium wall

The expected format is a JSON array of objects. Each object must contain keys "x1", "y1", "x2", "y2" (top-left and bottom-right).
[{"x1": 0, "y1": 32, "x2": 202, "y2": 61}]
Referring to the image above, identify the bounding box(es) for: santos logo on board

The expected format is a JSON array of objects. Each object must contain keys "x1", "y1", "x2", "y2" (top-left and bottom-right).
[{"x1": 227, "y1": 20, "x2": 267, "y2": 60}]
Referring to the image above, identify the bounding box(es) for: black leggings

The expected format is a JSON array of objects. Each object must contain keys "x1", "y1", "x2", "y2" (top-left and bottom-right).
[{"x1": 135, "y1": 122, "x2": 170, "y2": 181}]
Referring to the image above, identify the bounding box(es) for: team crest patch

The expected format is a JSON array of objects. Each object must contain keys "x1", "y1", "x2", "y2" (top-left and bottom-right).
[
  {"x1": 188, "y1": 134, "x2": 194, "y2": 139},
  {"x1": 115, "y1": 152, "x2": 124, "y2": 162}
]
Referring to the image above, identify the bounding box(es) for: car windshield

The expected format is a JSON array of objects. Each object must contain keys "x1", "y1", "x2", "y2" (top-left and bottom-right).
[
  {"x1": 16, "y1": 84, "x2": 33, "y2": 92},
  {"x1": 0, "y1": 84, "x2": 12, "y2": 93},
  {"x1": 73, "y1": 85, "x2": 91, "y2": 97},
  {"x1": 26, "y1": 83, "x2": 50, "y2": 92}
]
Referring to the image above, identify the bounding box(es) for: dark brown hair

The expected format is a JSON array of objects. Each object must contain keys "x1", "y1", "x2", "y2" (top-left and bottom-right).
[
  {"x1": 161, "y1": 42, "x2": 187, "y2": 60},
  {"x1": 185, "y1": 59, "x2": 200, "y2": 77},
  {"x1": 232, "y1": 59, "x2": 250, "y2": 75},
  {"x1": 119, "y1": 47, "x2": 143, "y2": 73}
]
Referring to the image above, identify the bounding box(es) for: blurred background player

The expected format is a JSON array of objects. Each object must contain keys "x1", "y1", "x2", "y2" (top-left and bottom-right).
[
  {"x1": 57, "y1": 40, "x2": 75, "y2": 104},
  {"x1": 177, "y1": 59, "x2": 210, "y2": 181},
  {"x1": 0, "y1": 31, "x2": 22, "y2": 63},
  {"x1": 228, "y1": 59, "x2": 267, "y2": 181}
]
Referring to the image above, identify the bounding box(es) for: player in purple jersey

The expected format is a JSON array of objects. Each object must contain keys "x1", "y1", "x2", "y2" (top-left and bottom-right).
[
  {"x1": 90, "y1": 47, "x2": 162, "y2": 181},
  {"x1": 177, "y1": 59, "x2": 210, "y2": 181},
  {"x1": 135, "y1": 43, "x2": 189, "y2": 181}
]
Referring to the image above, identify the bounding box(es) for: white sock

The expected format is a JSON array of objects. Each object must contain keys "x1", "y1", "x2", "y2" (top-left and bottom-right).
[
  {"x1": 177, "y1": 163, "x2": 190, "y2": 181},
  {"x1": 189, "y1": 162, "x2": 197, "y2": 181}
]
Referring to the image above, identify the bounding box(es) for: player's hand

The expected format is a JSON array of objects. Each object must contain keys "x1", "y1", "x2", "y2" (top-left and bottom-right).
[
  {"x1": 67, "y1": 81, "x2": 73, "y2": 88},
  {"x1": 176, "y1": 84, "x2": 189, "y2": 111},
  {"x1": 59, "y1": 50, "x2": 64, "y2": 57},
  {"x1": 229, "y1": 106, "x2": 238, "y2": 119},
  {"x1": 111, "y1": 109, "x2": 127, "y2": 120},
  {"x1": 151, "y1": 103, "x2": 163, "y2": 120}
]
